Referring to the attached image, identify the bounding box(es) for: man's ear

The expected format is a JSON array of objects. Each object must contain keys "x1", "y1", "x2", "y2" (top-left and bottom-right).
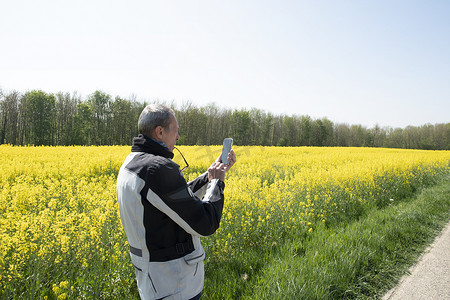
[{"x1": 153, "y1": 125, "x2": 164, "y2": 140}]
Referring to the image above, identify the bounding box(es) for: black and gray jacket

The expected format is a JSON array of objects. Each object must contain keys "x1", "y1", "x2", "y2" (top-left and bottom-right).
[{"x1": 116, "y1": 135, "x2": 225, "y2": 300}]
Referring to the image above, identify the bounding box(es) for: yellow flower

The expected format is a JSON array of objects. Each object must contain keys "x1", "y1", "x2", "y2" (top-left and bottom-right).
[
  {"x1": 0, "y1": 144, "x2": 448, "y2": 290},
  {"x1": 52, "y1": 284, "x2": 60, "y2": 295},
  {"x1": 57, "y1": 293, "x2": 67, "y2": 300},
  {"x1": 59, "y1": 281, "x2": 69, "y2": 289}
]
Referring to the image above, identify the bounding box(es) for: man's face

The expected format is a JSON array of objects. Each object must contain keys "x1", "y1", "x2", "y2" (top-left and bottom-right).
[{"x1": 161, "y1": 115, "x2": 180, "y2": 152}]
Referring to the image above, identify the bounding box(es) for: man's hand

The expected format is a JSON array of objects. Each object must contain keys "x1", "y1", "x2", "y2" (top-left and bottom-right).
[
  {"x1": 209, "y1": 149, "x2": 237, "y2": 182},
  {"x1": 208, "y1": 162, "x2": 226, "y2": 182},
  {"x1": 216, "y1": 149, "x2": 237, "y2": 172}
]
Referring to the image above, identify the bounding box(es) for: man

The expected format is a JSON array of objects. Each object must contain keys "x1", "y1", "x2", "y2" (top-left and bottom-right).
[{"x1": 117, "y1": 104, "x2": 236, "y2": 300}]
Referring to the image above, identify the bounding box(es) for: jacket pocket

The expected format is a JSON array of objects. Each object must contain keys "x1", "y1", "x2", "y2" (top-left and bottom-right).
[
  {"x1": 147, "y1": 272, "x2": 157, "y2": 294},
  {"x1": 184, "y1": 250, "x2": 205, "y2": 265},
  {"x1": 131, "y1": 257, "x2": 157, "y2": 298}
]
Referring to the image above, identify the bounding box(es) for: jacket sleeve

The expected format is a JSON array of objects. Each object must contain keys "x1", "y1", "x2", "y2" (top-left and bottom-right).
[
  {"x1": 146, "y1": 161, "x2": 225, "y2": 237},
  {"x1": 187, "y1": 172, "x2": 209, "y2": 193}
]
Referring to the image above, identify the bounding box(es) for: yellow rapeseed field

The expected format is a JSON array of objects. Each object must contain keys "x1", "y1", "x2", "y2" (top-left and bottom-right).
[{"x1": 0, "y1": 145, "x2": 449, "y2": 298}]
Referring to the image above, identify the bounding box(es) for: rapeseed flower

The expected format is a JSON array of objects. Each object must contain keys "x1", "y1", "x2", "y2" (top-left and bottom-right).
[{"x1": 0, "y1": 145, "x2": 448, "y2": 297}]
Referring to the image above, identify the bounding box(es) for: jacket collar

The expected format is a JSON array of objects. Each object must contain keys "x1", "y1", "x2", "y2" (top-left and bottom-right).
[{"x1": 131, "y1": 134, "x2": 174, "y2": 159}]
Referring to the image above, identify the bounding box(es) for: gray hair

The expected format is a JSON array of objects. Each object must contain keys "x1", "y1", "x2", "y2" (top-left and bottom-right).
[{"x1": 138, "y1": 104, "x2": 175, "y2": 136}]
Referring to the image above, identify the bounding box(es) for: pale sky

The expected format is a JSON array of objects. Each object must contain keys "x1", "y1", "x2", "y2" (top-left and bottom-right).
[{"x1": 1, "y1": 0, "x2": 449, "y2": 128}]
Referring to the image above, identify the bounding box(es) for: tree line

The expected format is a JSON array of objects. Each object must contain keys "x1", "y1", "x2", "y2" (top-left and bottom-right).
[{"x1": 0, "y1": 89, "x2": 449, "y2": 150}]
